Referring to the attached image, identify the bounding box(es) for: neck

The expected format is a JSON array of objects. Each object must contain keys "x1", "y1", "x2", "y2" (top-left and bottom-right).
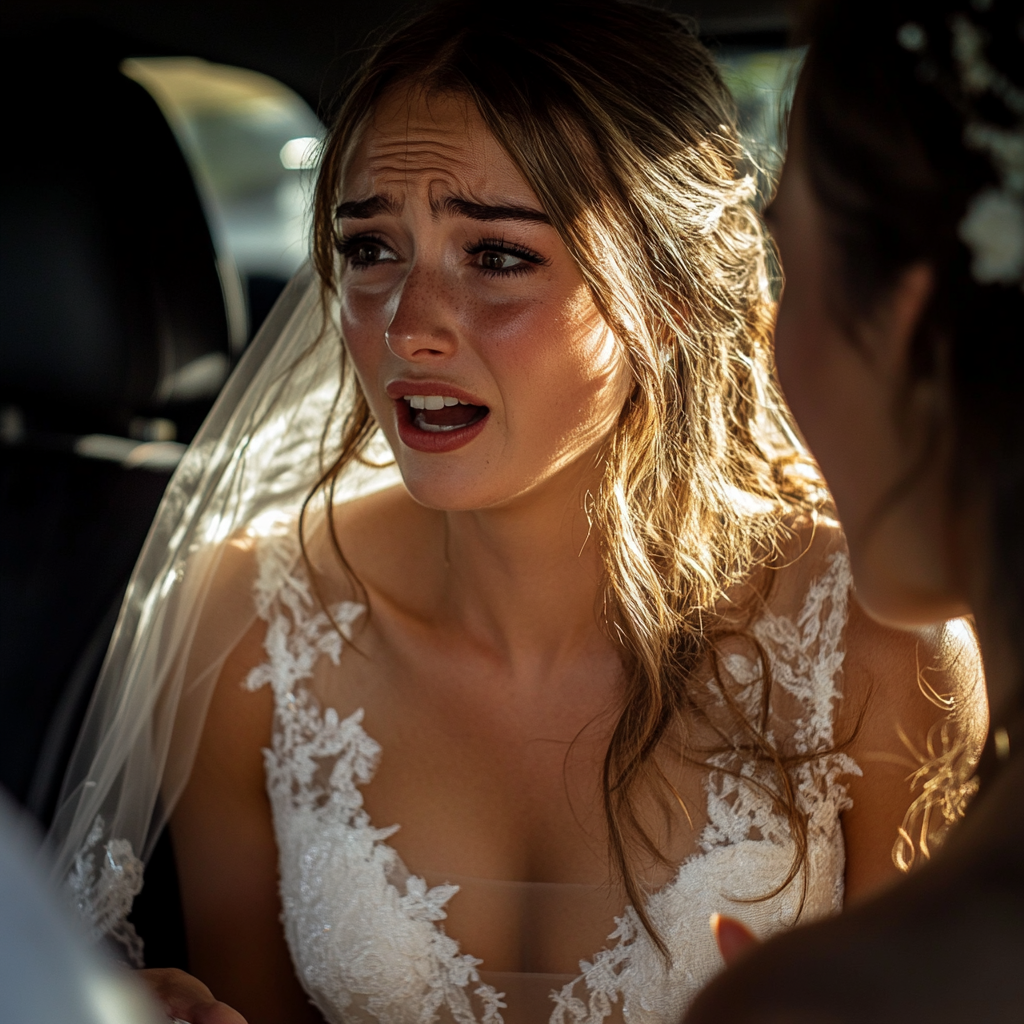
[{"x1": 431, "y1": 456, "x2": 610, "y2": 671}]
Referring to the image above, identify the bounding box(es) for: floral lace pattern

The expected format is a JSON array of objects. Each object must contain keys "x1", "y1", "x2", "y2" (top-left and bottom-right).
[
  {"x1": 247, "y1": 529, "x2": 860, "y2": 1024},
  {"x1": 66, "y1": 815, "x2": 146, "y2": 966}
]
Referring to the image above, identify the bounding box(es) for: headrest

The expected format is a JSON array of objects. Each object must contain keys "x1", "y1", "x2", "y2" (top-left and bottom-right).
[{"x1": 0, "y1": 34, "x2": 234, "y2": 434}]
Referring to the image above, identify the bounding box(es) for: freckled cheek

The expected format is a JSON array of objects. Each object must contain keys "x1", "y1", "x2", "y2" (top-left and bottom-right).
[
  {"x1": 340, "y1": 290, "x2": 388, "y2": 367},
  {"x1": 473, "y1": 303, "x2": 618, "y2": 436},
  {"x1": 338, "y1": 292, "x2": 393, "y2": 421}
]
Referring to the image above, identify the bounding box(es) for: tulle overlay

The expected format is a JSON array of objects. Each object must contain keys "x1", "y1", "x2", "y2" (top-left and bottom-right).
[
  {"x1": 46, "y1": 266, "x2": 860, "y2": 1020},
  {"x1": 46, "y1": 266, "x2": 399, "y2": 960}
]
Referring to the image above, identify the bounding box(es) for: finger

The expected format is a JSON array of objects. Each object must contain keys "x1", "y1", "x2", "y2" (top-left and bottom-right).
[
  {"x1": 710, "y1": 912, "x2": 758, "y2": 966},
  {"x1": 163, "y1": 999, "x2": 248, "y2": 1024},
  {"x1": 137, "y1": 969, "x2": 247, "y2": 1024},
  {"x1": 185, "y1": 1001, "x2": 249, "y2": 1024},
  {"x1": 160, "y1": 996, "x2": 247, "y2": 1024}
]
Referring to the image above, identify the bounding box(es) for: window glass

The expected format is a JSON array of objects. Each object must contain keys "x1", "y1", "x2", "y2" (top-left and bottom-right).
[
  {"x1": 123, "y1": 57, "x2": 322, "y2": 338},
  {"x1": 123, "y1": 50, "x2": 800, "y2": 338},
  {"x1": 717, "y1": 47, "x2": 805, "y2": 207}
]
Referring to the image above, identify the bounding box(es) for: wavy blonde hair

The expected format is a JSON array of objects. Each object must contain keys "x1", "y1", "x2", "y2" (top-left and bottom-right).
[{"x1": 307, "y1": 0, "x2": 827, "y2": 949}]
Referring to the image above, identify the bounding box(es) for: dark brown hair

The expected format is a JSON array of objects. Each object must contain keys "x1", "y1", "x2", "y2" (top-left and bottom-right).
[{"x1": 800, "y1": 0, "x2": 1023, "y2": 684}]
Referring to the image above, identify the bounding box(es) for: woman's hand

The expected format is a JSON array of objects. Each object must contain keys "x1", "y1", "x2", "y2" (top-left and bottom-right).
[{"x1": 138, "y1": 968, "x2": 248, "y2": 1024}]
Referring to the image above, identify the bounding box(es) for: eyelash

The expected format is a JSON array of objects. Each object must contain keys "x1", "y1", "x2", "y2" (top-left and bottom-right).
[
  {"x1": 463, "y1": 237, "x2": 550, "y2": 277},
  {"x1": 335, "y1": 232, "x2": 549, "y2": 277},
  {"x1": 335, "y1": 232, "x2": 393, "y2": 268}
]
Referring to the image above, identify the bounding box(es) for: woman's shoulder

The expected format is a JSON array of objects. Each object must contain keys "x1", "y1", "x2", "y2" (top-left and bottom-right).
[
  {"x1": 766, "y1": 511, "x2": 850, "y2": 609},
  {"x1": 197, "y1": 482, "x2": 420, "y2": 615},
  {"x1": 747, "y1": 514, "x2": 984, "y2": 750},
  {"x1": 733, "y1": 512, "x2": 849, "y2": 648},
  {"x1": 777, "y1": 517, "x2": 988, "y2": 860}
]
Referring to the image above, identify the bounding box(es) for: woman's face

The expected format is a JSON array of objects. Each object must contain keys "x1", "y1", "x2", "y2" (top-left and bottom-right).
[
  {"x1": 769, "y1": 110, "x2": 970, "y2": 627},
  {"x1": 337, "y1": 86, "x2": 630, "y2": 512}
]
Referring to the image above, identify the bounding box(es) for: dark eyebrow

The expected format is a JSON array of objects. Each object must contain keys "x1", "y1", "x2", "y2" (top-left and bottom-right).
[
  {"x1": 335, "y1": 195, "x2": 400, "y2": 220},
  {"x1": 334, "y1": 193, "x2": 550, "y2": 224},
  {"x1": 439, "y1": 195, "x2": 550, "y2": 223}
]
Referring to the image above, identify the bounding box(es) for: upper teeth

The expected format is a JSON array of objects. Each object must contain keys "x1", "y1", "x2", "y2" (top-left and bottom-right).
[{"x1": 403, "y1": 395, "x2": 468, "y2": 409}]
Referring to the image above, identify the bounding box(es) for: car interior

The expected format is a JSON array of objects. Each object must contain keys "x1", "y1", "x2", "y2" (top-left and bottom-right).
[{"x1": 0, "y1": 0, "x2": 798, "y2": 972}]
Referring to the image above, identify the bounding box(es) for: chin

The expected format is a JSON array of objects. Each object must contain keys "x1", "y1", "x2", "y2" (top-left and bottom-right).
[
  {"x1": 394, "y1": 459, "x2": 519, "y2": 512},
  {"x1": 847, "y1": 548, "x2": 971, "y2": 629}
]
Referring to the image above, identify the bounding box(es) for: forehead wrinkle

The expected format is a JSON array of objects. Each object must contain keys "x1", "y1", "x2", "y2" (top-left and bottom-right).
[
  {"x1": 369, "y1": 134, "x2": 470, "y2": 157},
  {"x1": 364, "y1": 142, "x2": 481, "y2": 182},
  {"x1": 359, "y1": 145, "x2": 493, "y2": 221},
  {"x1": 348, "y1": 94, "x2": 539, "y2": 222}
]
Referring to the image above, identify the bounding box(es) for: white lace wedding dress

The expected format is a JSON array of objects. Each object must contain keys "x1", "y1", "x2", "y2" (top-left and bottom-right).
[{"x1": 240, "y1": 528, "x2": 860, "y2": 1024}]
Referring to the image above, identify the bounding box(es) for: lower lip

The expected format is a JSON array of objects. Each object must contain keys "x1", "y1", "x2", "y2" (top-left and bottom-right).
[{"x1": 394, "y1": 400, "x2": 490, "y2": 453}]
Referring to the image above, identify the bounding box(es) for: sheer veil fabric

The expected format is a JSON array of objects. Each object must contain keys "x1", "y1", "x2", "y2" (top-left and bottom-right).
[{"x1": 45, "y1": 265, "x2": 400, "y2": 962}]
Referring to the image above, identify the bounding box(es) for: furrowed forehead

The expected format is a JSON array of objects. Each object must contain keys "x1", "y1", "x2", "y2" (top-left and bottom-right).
[{"x1": 340, "y1": 86, "x2": 538, "y2": 210}]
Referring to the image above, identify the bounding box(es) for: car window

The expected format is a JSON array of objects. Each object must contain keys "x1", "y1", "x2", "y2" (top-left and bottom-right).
[
  {"x1": 123, "y1": 57, "x2": 322, "y2": 340},
  {"x1": 123, "y1": 48, "x2": 800, "y2": 340},
  {"x1": 717, "y1": 46, "x2": 805, "y2": 208}
]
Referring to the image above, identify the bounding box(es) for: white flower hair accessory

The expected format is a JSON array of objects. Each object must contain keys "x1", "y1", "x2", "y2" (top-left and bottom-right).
[
  {"x1": 899, "y1": 4, "x2": 1024, "y2": 290},
  {"x1": 948, "y1": 7, "x2": 1024, "y2": 289},
  {"x1": 959, "y1": 187, "x2": 1024, "y2": 285}
]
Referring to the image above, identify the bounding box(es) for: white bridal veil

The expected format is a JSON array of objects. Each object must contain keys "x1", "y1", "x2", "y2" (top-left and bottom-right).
[{"x1": 45, "y1": 264, "x2": 399, "y2": 963}]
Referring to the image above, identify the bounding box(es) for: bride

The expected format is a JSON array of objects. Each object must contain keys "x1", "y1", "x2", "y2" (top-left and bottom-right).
[{"x1": 47, "y1": 2, "x2": 983, "y2": 1022}]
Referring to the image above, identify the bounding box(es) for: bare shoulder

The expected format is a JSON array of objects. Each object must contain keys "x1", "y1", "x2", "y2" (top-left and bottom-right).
[
  {"x1": 765, "y1": 515, "x2": 985, "y2": 746},
  {"x1": 326, "y1": 481, "x2": 444, "y2": 605},
  {"x1": 757, "y1": 512, "x2": 850, "y2": 615},
  {"x1": 760, "y1": 515, "x2": 987, "y2": 899},
  {"x1": 841, "y1": 603, "x2": 987, "y2": 760},
  {"x1": 171, "y1": 541, "x2": 319, "y2": 1021},
  {"x1": 177, "y1": 530, "x2": 276, "y2": 818}
]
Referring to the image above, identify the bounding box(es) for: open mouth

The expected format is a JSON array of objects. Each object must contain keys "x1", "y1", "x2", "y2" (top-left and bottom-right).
[{"x1": 400, "y1": 394, "x2": 489, "y2": 433}]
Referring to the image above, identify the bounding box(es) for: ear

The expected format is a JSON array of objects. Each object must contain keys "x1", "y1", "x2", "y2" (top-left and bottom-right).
[{"x1": 875, "y1": 263, "x2": 934, "y2": 375}]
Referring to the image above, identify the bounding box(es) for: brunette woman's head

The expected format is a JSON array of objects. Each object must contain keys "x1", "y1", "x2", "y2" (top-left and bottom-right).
[
  {"x1": 307, "y1": 0, "x2": 824, "y2": 945},
  {"x1": 772, "y1": 0, "x2": 1023, "y2": 709}
]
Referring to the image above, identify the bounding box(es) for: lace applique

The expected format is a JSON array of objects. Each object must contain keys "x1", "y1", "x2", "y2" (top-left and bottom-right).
[
  {"x1": 701, "y1": 552, "x2": 860, "y2": 854},
  {"x1": 251, "y1": 530, "x2": 860, "y2": 1024},
  {"x1": 247, "y1": 533, "x2": 506, "y2": 1024},
  {"x1": 545, "y1": 553, "x2": 861, "y2": 1023},
  {"x1": 66, "y1": 815, "x2": 145, "y2": 966}
]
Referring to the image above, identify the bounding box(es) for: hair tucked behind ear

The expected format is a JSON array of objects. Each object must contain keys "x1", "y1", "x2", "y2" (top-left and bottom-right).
[{"x1": 306, "y1": 0, "x2": 830, "y2": 950}]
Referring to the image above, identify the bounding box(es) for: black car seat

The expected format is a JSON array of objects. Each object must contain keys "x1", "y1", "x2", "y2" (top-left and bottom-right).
[{"x1": 0, "y1": 27, "x2": 240, "y2": 969}]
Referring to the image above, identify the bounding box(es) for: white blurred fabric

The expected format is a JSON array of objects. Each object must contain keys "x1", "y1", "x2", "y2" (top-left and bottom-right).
[{"x1": 0, "y1": 794, "x2": 163, "y2": 1024}]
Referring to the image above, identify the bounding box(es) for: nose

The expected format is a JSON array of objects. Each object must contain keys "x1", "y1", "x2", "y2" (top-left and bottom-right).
[{"x1": 383, "y1": 263, "x2": 458, "y2": 362}]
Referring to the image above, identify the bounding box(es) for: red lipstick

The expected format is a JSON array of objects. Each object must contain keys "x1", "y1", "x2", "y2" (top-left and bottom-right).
[{"x1": 386, "y1": 380, "x2": 490, "y2": 454}]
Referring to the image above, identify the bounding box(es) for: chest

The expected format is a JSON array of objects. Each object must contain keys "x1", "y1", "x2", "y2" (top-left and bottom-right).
[
  {"x1": 248, "y1": 547, "x2": 857, "y2": 1023},
  {"x1": 301, "y1": 620, "x2": 707, "y2": 889},
  {"x1": 261, "y1": 683, "x2": 850, "y2": 1024}
]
